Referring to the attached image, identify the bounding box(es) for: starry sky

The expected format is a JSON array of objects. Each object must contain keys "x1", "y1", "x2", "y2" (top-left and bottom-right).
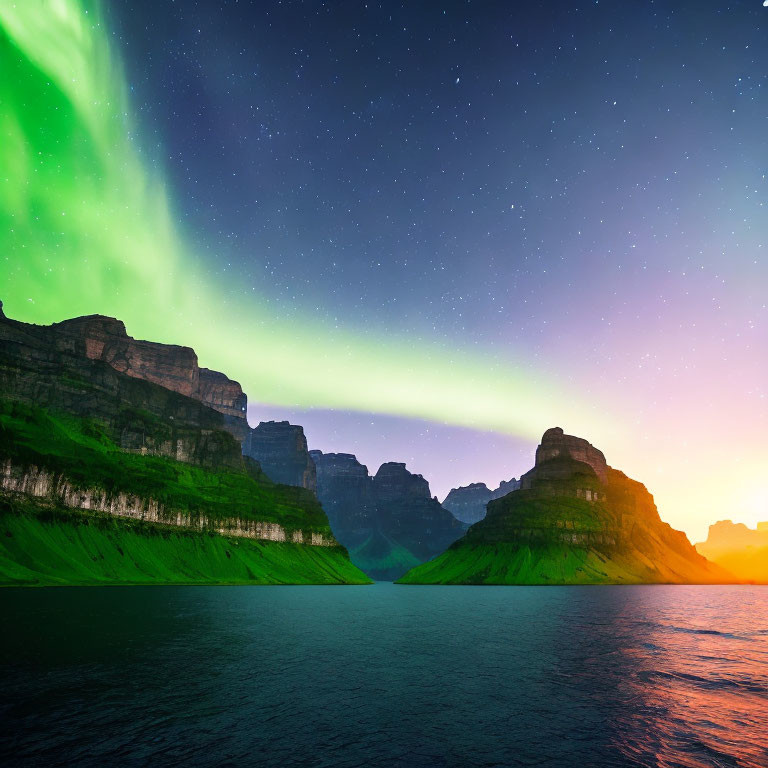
[{"x1": 1, "y1": 1, "x2": 766, "y2": 541}]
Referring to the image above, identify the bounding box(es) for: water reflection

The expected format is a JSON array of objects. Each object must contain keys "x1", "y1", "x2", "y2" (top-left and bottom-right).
[
  {"x1": 609, "y1": 587, "x2": 768, "y2": 768},
  {"x1": 0, "y1": 585, "x2": 766, "y2": 767}
]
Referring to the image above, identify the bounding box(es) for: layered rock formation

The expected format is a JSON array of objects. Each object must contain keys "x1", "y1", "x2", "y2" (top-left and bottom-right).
[
  {"x1": 244, "y1": 421, "x2": 317, "y2": 492},
  {"x1": 695, "y1": 520, "x2": 768, "y2": 583},
  {"x1": 399, "y1": 428, "x2": 736, "y2": 585},
  {"x1": 1, "y1": 310, "x2": 243, "y2": 469},
  {"x1": 0, "y1": 305, "x2": 369, "y2": 585},
  {"x1": 1, "y1": 459, "x2": 334, "y2": 546},
  {"x1": 442, "y1": 478, "x2": 521, "y2": 525},
  {"x1": 50, "y1": 314, "x2": 250, "y2": 442},
  {"x1": 311, "y1": 451, "x2": 464, "y2": 580},
  {"x1": 528, "y1": 427, "x2": 607, "y2": 485}
]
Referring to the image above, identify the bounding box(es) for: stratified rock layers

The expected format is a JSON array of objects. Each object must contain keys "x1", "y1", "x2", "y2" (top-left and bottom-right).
[
  {"x1": 52, "y1": 314, "x2": 250, "y2": 441},
  {"x1": 0, "y1": 311, "x2": 245, "y2": 469},
  {"x1": 312, "y1": 452, "x2": 464, "y2": 580},
  {"x1": 399, "y1": 428, "x2": 735, "y2": 585},
  {"x1": 0, "y1": 306, "x2": 370, "y2": 585}
]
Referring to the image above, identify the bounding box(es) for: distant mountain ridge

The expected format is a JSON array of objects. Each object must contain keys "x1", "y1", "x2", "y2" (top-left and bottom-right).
[
  {"x1": 399, "y1": 427, "x2": 736, "y2": 585},
  {"x1": 311, "y1": 450, "x2": 464, "y2": 580},
  {"x1": 695, "y1": 520, "x2": 768, "y2": 583},
  {"x1": 442, "y1": 478, "x2": 521, "y2": 525}
]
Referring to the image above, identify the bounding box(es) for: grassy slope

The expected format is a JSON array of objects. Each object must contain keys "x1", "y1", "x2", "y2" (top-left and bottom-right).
[
  {"x1": 397, "y1": 543, "x2": 658, "y2": 585},
  {"x1": 398, "y1": 486, "x2": 733, "y2": 585},
  {"x1": 0, "y1": 500, "x2": 369, "y2": 586},
  {"x1": 0, "y1": 400, "x2": 371, "y2": 585},
  {"x1": 0, "y1": 399, "x2": 330, "y2": 533}
]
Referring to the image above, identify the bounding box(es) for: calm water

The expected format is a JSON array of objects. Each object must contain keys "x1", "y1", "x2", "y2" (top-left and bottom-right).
[{"x1": 1, "y1": 584, "x2": 767, "y2": 767}]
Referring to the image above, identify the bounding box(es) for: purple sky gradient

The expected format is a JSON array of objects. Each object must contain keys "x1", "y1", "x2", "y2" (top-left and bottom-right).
[{"x1": 250, "y1": 404, "x2": 531, "y2": 502}]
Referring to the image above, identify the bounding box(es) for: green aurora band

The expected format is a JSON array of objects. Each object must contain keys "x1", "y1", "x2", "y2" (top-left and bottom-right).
[{"x1": 0, "y1": 0, "x2": 614, "y2": 441}]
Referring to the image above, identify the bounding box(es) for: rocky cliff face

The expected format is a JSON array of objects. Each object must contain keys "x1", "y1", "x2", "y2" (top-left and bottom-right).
[
  {"x1": 399, "y1": 428, "x2": 735, "y2": 585},
  {"x1": 310, "y1": 451, "x2": 374, "y2": 533},
  {"x1": 50, "y1": 314, "x2": 250, "y2": 442},
  {"x1": 0, "y1": 304, "x2": 369, "y2": 585},
  {"x1": 0, "y1": 311, "x2": 243, "y2": 469},
  {"x1": 373, "y1": 462, "x2": 431, "y2": 500},
  {"x1": 311, "y1": 451, "x2": 463, "y2": 580},
  {"x1": 244, "y1": 421, "x2": 317, "y2": 492},
  {"x1": 530, "y1": 426, "x2": 608, "y2": 484},
  {"x1": 442, "y1": 478, "x2": 522, "y2": 525},
  {"x1": 1, "y1": 460, "x2": 334, "y2": 546}
]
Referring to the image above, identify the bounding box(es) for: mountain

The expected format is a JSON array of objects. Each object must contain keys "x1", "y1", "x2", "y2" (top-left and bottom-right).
[
  {"x1": 42, "y1": 311, "x2": 251, "y2": 442},
  {"x1": 442, "y1": 478, "x2": 521, "y2": 525},
  {"x1": 311, "y1": 451, "x2": 465, "y2": 580},
  {"x1": 42, "y1": 305, "x2": 322, "y2": 494},
  {"x1": 0, "y1": 303, "x2": 369, "y2": 585},
  {"x1": 695, "y1": 520, "x2": 768, "y2": 583},
  {"x1": 399, "y1": 427, "x2": 736, "y2": 585},
  {"x1": 244, "y1": 421, "x2": 317, "y2": 491}
]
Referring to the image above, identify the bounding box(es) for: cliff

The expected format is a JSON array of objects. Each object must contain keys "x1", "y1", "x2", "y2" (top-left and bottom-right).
[
  {"x1": 312, "y1": 451, "x2": 464, "y2": 580},
  {"x1": 442, "y1": 478, "x2": 521, "y2": 525},
  {"x1": 399, "y1": 428, "x2": 736, "y2": 585},
  {"x1": 0, "y1": 305, "x2": 369, "y2": 585},
  {"x1": 244, "y1": 421, "x2": 317, "y2": 492},
  {"x1": 0, "y1": 310, "x2": 245, "y2": 467},
  {"x1": 51, "y1": 314, "x2": 250, "y2": 442},
  {"x1": 528, "y1": 426, "x2": 608, "y2": 485},
  {"x1": 310, "y1": 451, "x2": 374, "y2": 534},
  {"x1": 695, "y1": 520, "x2": 768, "y2": 583},
  {"x1": 0, "y1": 497, "x2": 367, "y2": 586}
]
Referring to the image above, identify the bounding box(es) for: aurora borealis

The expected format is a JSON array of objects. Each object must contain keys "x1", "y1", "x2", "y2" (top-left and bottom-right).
[{"x1": 1, "y1": 0, "x2": 766, "y2": 540}]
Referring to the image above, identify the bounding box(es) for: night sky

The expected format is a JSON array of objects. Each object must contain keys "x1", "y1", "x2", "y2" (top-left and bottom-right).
[{"x1": 1, "y1": 1, "x2": 766, "y2": 540}]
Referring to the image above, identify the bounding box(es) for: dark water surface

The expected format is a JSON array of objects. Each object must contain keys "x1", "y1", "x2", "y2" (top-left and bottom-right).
[{"x1": 1, "y1": 584, "x2": 767, "y2": 767}]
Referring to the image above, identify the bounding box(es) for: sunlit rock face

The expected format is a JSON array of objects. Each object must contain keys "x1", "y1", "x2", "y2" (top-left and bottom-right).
[
  {"x1": 310, "y1": 451, "x2": 464, "y2": 580},
  {"x1": 244, "y1": 421, "x2": 317, "y2": 492},
  {"x1": 51, "y1": 314, "x2": 250, "y2": 442},
  {"x1": 399, "y1": 428, "x2": 737, "y2": 585},
  {"x1": 443, "y1": 478, "x2": 522, "y2": 525},
  {"x1": 695, "y1": 520, "x2": 768, "y2": 583}
]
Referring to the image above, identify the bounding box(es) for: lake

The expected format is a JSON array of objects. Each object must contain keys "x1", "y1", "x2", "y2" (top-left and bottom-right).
[{"x1": 1, "y1": 584, "x2": 767, "y2": 767}]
